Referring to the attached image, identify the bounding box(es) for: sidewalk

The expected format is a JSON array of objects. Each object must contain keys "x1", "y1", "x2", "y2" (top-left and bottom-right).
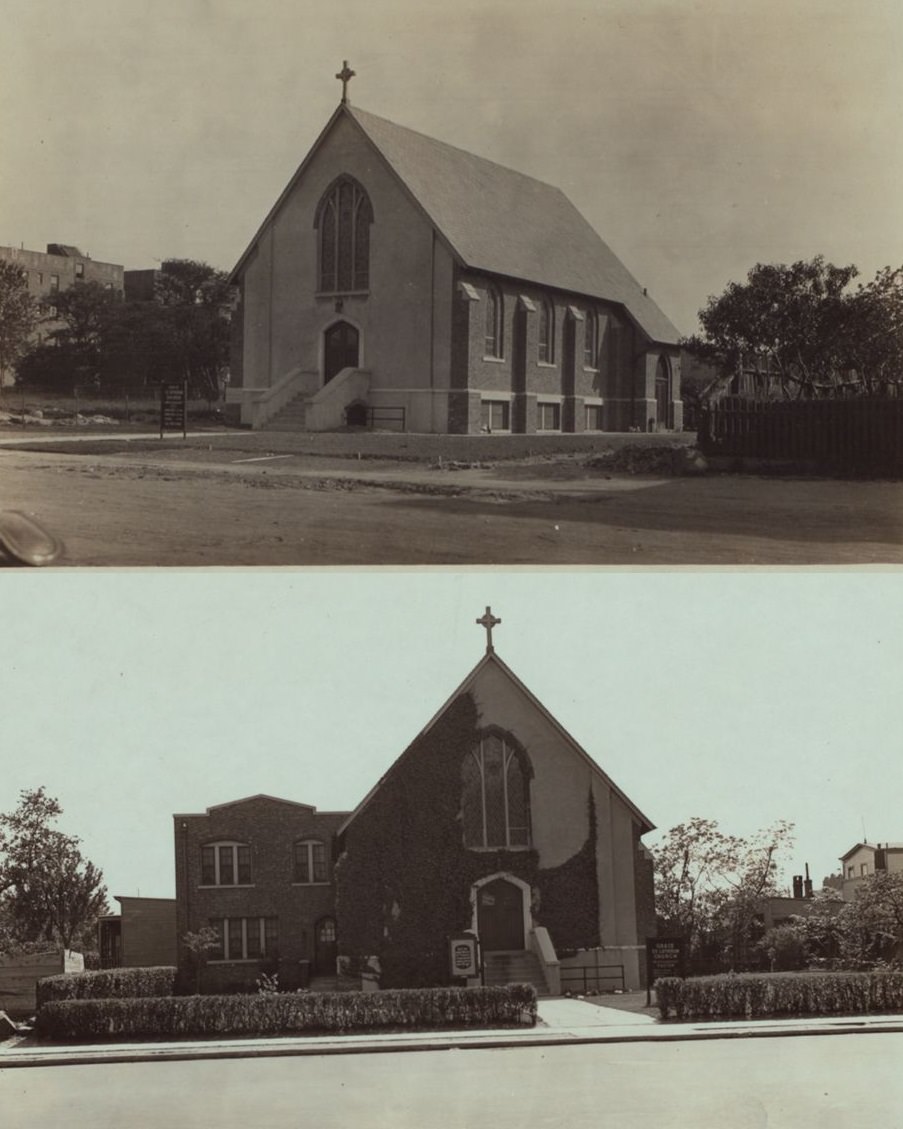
[{"x1": 3, "y1": 998, "x2": 903, "y2": 1069}]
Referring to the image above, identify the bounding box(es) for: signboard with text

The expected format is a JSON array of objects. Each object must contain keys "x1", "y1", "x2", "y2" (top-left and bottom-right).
[
  {"x1": 646, "y1": 937, "x2": 686, "y2": 1001},
  {"x1": 448, "y1": 934, "x2": 479, "y2": 979},
  {"x1": 160, "y1": 381, "x2": 187, "y2": 439}
]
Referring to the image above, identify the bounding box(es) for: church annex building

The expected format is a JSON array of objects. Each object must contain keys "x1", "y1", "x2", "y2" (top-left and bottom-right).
[
  {"x1": 226, "y1": 74, "x2": 682, "y2": 436},
  {"x1": 173, "y1": 613, "x2": 657, "y2": 995}
]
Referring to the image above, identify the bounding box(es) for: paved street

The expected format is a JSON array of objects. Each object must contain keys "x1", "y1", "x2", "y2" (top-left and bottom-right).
[{"x1": 3, "y1": 1031, "x2": 902, "y2": 1129}]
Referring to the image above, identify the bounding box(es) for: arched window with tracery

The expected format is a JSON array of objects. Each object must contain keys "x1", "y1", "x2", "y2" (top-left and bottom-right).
[
  {"x1": 462, "y1": 731, "x2": 531, "y2": 849},
  {"x1": 484, "y1": 284, "x2": 503, "y2": 358},
  {"x1": 315, "y1": 177, "x2": 373, "y2": 293}
]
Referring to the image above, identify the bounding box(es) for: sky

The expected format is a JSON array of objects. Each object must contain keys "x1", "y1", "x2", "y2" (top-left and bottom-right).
[
  {"x1": 3, "y1": 0, "x2": 903, "y2": 335},
  {"x1": 2, "y1": 569, "x2": 901, "y2": 904}
]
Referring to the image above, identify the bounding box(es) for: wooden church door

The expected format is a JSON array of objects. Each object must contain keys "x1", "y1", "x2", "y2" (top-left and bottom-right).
[
  {"x1": 477, "y1": 878, "x2": 525, "y2": 951},
  {"x1": 324, "y1": 321, "x2": 360, "y2": 383}
]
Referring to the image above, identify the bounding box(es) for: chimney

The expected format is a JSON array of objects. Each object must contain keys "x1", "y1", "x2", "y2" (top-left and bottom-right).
[
  {"x1": 792, "y1": 875, "x2": 804, "y2": 899},
  {"x1": 804, "y1": 862, "x2": 813, "y2": 898}
]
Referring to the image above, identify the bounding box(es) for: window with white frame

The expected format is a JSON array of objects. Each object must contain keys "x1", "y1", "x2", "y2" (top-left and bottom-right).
[
  {"x1": 484, "y1": 284, "x2": 503, "y2": 358},
  {"x1": 75, "y1": 262, "x2": 84, "y2": 279},
  {"x1": 481, "y1": 399, "x2": 510, "y2": 432},
  {"x1": 585, "y1": 404, "x2": 603, "y2": 431},
  {"x1": 538, "y1": 298, "x2": 554, "y2": 364},
  {"x1": 294, "y1": 839, "x2": 328, "y2": 884},
  {"x1": 209, "y1": 916, "x2": 278, "y2": 961},
  {"x1": 461, "y1": 731, "x2": 531, "y2": 849},
  {"x1": 537, "y1": 401, "x2": 561, "y2": 431},
  {"x1": 201, "y1": 842, "x2": 252, "y2": 886}
]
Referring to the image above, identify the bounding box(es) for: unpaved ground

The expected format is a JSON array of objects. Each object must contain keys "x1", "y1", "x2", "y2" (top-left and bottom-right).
[{"x1": 0, "y1": 434, "x2": 901, "y2": 566}]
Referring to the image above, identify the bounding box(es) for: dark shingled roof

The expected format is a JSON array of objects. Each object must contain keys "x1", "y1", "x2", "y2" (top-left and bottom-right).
[{"x1": 347, "y1": 106, "x2": 679, "y2": 345}]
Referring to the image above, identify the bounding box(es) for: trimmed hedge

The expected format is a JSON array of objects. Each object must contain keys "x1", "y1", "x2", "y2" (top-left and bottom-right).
[
  {"x1": 656, "y1": 970, "x2": 903, "y2": 1021},
  {"x1": 36, "y1": 966, "x2": 176, "y2": 1008},
  {"x1": 36, "y1": 984, "x2": 537, "y2": 1040}
]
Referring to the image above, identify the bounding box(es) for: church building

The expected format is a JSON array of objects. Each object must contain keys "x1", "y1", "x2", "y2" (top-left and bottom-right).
[
  {"x1": 226, "y1": 65, "x2": 682, "y2": 436},
  {"x1": 173, "y1": 611, "x2": 657, "y2": 994}
]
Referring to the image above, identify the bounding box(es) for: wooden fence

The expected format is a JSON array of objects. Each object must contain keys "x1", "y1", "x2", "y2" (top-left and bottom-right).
[{"x1": 699, "y1": 397, "x2": 903, "y2": 473}]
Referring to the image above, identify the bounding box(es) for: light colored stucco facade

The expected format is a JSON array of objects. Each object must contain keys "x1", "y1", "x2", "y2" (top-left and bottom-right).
[{"x1": 228, "y1": 103, "x2": 682, "y2": 435}]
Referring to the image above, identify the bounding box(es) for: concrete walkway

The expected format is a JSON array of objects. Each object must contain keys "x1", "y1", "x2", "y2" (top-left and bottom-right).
[{"x1": 2, "y1": 999, "x2": 903, "y2": 1069}]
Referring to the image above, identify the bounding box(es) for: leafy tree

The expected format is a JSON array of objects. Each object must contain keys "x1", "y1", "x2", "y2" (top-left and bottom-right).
[
  {"x1": 181, "y1": 926, "x2": 220, "y2": 993},
  {"x1": 153, "y1": 259, "x2": 232, "y2": 402},
  {"x1": 16, "y1": 282, "x2": 121, "y2": 393},
  {"x1": 841, "y1": 266, "x2": 903, "y2": 395},
  {"x1": 653, "y1": 817, "x2": 795, "y2": 965},
  {"x1": 0, "y1": 787, "x2": 108, "y2": 951},
  {"x1": 685, "y1": 257, "x2": 858, "y2": 398},
  {"x1": 837, "y1": 871, "x2": 903, "y2": 967},
  {"x1": 0, "y1": 260, "x2": 38, "y2": 384}
]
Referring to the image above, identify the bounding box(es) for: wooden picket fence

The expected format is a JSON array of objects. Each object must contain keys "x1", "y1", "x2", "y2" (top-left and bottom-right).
[{"x1": 699, "y1": 396, "x2": 903, "y2": 474}]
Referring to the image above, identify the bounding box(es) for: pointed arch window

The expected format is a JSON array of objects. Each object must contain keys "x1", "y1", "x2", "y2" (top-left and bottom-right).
[
  {"x1": 538, "y1": 298, "x2": 555, "y2": 364},
  {"x1": 315, "y1": 177, "x2": 373, "y2": 294},
  {"x1": 462, "y1": 732, "x2": 531, "y2": 849},
  {"x1": 484, "y1": 284, "x2": 503, "y2": 358}
]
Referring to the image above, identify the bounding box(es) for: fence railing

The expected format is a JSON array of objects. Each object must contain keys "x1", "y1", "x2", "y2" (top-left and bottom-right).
[
  {"x1": 560, "y1": 963, "x2": 625, "y2": 994},
  {"x1": 699, "y1": 396, "x2": 903, "y2": 472},
  {"x1": 366, "y1": 406, "x2": 406, "y2": 432}
]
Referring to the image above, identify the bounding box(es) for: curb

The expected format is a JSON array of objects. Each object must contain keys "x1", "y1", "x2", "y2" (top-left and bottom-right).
[{"x1": 4, "y1": 1016, "x2": 903, "y2": 1069}]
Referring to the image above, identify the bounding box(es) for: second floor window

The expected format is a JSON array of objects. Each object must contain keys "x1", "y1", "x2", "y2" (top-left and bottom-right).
[
  {"x1": 294, "y1": 839, "x2": 328, "y2": 884},
  {"x1": 201, "y1": 842, "x2": 252, "y2": 886},
  {"x1": 315, "y1": 176, "x2": 373, "y2": 293}
]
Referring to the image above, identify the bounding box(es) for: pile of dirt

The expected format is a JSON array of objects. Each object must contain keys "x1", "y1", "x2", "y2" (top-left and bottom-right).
[{"x1": 584, "y1": 443, "x2": 707, "y2": 476}]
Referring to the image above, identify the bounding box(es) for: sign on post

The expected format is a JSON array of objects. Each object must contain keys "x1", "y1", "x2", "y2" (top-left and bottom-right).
[
  {"x1": 448, "y1": 933, "x2": 479, "y2": 980},
  {"x1": 160, "y1": 381, "x2": 188, "y2": 439},
  {"x1": 645, "y1": 936, "x2": 686, "y2": 1006}
]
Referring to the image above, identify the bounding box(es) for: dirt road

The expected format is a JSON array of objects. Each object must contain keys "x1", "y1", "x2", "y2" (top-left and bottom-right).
[{"x1": 0, "y1": 437, "x2": 900, "y2": 566}]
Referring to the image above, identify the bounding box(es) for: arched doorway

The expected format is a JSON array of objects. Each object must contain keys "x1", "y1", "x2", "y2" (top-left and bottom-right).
[
  {"x1": 476, "y1": 877, "x2": 525, "y2": 951},
  {"x1": 324, "y1": 321, "x2": 360, "y2": 383},
  {"x1": 314, "y1": 916, "x2": 337, "y2": 975},
  {"x1": 655, "y1": 355, "x2": 671, "y2": 429}
]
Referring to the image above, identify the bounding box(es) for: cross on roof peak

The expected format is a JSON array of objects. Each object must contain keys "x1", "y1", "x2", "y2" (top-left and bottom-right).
[
  {"x1": 476, "y1": 606, "x2": 501, "y2": 653},
  {"x1": 336, "y1": 60, "x2": 355, "y2": 105}
]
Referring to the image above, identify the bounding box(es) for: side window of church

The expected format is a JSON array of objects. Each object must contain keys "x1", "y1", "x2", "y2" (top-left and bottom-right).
[
  {"x1": 201, "y1": 842, "x2": 252, "y2": 886},
  {"x1": 316, "y1": 177, "x2": 373, "y2": 294},
  {"x1": 462, "y1": 733, "x2": 531, "y2": 848},
  {"x1": 538, "y1": 298, "x2": 555, "y2": 364},
  {"x1": 294, "y1": 839, "x2": 328, "y2": 883},
  {"x1": 484, "y1": 285, "x2": 503, "y2": 358}
]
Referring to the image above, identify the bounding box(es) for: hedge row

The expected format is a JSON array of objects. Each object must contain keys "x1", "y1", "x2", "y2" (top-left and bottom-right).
[
  {"x1": 36, "y1": 966, "x2": 176, "y2": 1007},
  {"x1": 656, "y1": 970, "x2": 903, "y2": 1020},
  {"x1": 36, "y1": 984, "x2": 537, "y2": 1040}
]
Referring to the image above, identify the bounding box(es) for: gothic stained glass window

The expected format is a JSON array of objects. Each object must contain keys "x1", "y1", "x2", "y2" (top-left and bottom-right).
[
  {"x1": 584, "y1": 311, "x2": 597, "y2": 368},
  {"x1": 461, "y1": 732, "x2": 531, "y2": 848},
  {"x1": 315, "y1": 177, "x2": 373, "y2": 293}
]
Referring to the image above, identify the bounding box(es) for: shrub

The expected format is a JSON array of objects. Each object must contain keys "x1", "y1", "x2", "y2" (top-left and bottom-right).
[
  {"x1": 36, "y1": 966, "x2": 176, "y2": 1008},
  {"x1": 36, "y1": 983, "x2": 536, "y2": 1040},
  {"x1": 656, "y1": 970, "x2": 903, "y2": 1020}
]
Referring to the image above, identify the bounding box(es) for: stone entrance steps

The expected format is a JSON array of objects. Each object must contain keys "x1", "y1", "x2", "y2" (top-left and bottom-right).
[
  {"x1": 263, "y1": 393, "x2": 311, "y2": 431},
  {"x1": 483, "y1": 950, "x2": 549, "y2": 996}
]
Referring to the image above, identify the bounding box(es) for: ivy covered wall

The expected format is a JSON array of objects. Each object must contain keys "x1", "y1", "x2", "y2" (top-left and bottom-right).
[{"x1": 335, "y1": 691, "x2": 601, "y2": 988}]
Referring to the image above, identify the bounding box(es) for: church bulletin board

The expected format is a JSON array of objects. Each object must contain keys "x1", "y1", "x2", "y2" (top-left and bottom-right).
[
  {"x1": 160, "y1": 381, "x2": 188, "y2": 439},
  {"x1": 448, "y1": 934, "x2": 479, "y2": 980},
  {"x1": 645, "y1": 937, "x2": 686, "y2": 1006}
]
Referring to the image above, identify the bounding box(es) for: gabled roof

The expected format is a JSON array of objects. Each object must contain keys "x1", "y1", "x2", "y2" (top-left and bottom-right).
[
  {"x1": 840, "y1": 841, "x2": 903, "y2": 861},
  {"x1": 337, "y1": 649, "x2": 654, "y2": 838},
  {"x1": 231, "y1": 103, "x2": 679, "y2": 345}
]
